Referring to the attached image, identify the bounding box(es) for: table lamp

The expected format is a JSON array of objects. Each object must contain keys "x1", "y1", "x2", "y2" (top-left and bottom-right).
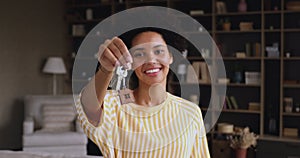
[{"x1": 43, "y1": 57, "x2": 67, "y2": 95}]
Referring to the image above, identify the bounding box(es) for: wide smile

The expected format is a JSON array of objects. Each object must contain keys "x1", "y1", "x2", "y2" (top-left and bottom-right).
[{"x1": 144, "y1": 68, "x2": 162, "y2": 76}]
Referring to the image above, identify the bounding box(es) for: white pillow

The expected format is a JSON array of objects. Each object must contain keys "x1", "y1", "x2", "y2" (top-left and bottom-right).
[{"x1": 41, "y1": 104, "x2": 76, "y2": 132}]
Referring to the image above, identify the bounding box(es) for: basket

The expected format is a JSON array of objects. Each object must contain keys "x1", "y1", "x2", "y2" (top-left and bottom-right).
[
  {"x1": 239, "y1": 22, "x2": 253, "y2": 31},
  {"x1": 286, "y1": 1, "x2": 300, "y2": 11},
  {"x1": 245, "y1": 72, "x2": 260, "y2": 84}
]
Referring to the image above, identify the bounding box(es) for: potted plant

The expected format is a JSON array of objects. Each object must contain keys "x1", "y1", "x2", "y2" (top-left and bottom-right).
[
  {"x1": 218, "y1": 18, "x2": 231, "y2": 31},
  {"x1": 219, "y1": 18, "x2": 231, "y2": 31},
  {"x1": 229, "y1": 127, "x2": 259, "y2": 158}
]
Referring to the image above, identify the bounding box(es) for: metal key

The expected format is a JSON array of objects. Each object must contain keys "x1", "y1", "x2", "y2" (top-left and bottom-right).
[
  {"x1": 115, "y1": 66, "x2": 128, "y2": 90},
  {"x1": 115, "y1": 66, "x2": 135, "y2": 104}
]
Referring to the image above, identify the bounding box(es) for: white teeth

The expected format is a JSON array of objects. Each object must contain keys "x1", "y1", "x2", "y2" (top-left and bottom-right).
[{"x1": 145, "y1": 68, "x2": 160, "y2": 74}]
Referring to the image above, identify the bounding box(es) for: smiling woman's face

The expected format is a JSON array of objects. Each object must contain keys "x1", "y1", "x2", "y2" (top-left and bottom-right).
[{"x1": 130, "y1": 31, "x2": 173, "y2": 86}]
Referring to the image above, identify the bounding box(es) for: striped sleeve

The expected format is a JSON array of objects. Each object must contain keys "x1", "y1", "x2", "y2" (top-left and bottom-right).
[
  {"x1": 74, "y1": 92, "x2": 101, "y2": 145},
  {"x1": 190, "y1": 108, "x2": 211, "y2": 158},
  {"x1": 190, "y1": 135, "x2": 210, "y2": 158},
  {"x1": 74, "y1": 90, "x2": 118, "y2": 150}
]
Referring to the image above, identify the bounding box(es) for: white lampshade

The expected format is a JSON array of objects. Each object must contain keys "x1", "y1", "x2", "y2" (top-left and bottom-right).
[{"x1": 43, "y1": 57, "x2": 66, "y2": 74}]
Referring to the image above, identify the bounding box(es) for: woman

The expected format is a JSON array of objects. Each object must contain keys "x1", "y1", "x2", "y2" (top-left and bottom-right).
[{"x1": 75, "y1": 28, "x2": 210, "y2": 158}]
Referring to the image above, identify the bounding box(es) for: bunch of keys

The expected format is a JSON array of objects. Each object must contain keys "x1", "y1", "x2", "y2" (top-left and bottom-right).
[{"x1": 115, "y1": 66, "x2": 135, "y2": 104}]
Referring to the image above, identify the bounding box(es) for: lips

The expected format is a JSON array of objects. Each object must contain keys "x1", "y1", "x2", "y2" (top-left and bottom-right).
[{"x1": 144, "y1": 68, "x2": 162, "y2": 75}]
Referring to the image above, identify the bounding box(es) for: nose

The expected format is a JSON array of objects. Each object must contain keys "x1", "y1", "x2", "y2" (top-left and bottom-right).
[{"x1": 145, "y1": 51, "x2": 158, "y2": 64}]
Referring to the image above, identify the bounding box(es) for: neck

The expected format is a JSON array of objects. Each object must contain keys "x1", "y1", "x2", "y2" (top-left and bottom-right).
[{"x1": 134, "y1": 81, "x2": 167, "y2": 107}]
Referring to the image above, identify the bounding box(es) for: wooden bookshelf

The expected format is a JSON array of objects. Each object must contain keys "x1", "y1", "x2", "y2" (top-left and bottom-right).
[{"x1": 65, "y1": 0, "x2": 300, "y2": 147}]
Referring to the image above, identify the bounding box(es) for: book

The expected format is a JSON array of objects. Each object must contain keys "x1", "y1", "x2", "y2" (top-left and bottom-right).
[
  {"x1": 253, "y1": 42, "x2": 261, "y2": 57},
  {"x1": 198, "y1": 62, "x2": 211, "y2": 83},
  {"x1": 190, "y1": 10, "x2": 204, "y2": 16},
  {"x1": 186, "y1": 65, "x2": 199, "y2": 83},
  {"x1": 245, "y1": 43, "x2": 252, "y2": 57},
  {"x1": 230, "y1": 96, "x2": 239, "y2": 109},
  {"x1": 191, "y1": 61, "x2": 201, "y2": 80},
  {"x1": 226, "y1": 96, "x2": 233, "y2": 109}
]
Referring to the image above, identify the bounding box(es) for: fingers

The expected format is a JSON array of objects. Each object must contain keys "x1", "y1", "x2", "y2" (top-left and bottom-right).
[
  {"x1": 98, "y1": 37, "x2": 133, "y2": 71},
  {"x1": 107, "y1": 40, "x2": 127, "y2": 68},
  {"x1": 99, "y1": 47, "x2": 119, "y2": 72},
  {"x1": 112, "y1": 37, "x2": 133, "y2": 63}
]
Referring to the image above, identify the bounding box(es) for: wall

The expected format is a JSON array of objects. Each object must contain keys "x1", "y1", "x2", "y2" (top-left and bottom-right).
[{"x1": 0, "y1": 0, "x2": 68, "y2": 149}]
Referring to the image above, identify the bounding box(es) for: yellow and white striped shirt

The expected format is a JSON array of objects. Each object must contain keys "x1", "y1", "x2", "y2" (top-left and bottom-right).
[{"x1": 75, "y1": 90, "x2": 210, "y2": 158}]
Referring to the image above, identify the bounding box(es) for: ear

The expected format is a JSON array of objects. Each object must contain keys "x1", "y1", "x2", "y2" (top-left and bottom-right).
[
  {"x1": 169, "y1": 53, "x2": 173, "y2": 64},
  {"x1": 169, "y1": 56, "x2": 173, "y2": 64}
]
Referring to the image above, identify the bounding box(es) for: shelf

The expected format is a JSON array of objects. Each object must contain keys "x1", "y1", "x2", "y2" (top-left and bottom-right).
[
  {"x1": 222, "y1": 109, "x2": 261, "y2": 114},
  {"x1": 215, "y1": 30, "x2": 261, "y2": 34},
  {"x1": 188, "y1": 57, "x2": 262, "y2": 61},
  {"x1": 187, "y1": 56, "x2": 210, "y2": 60},
  {"x1": 263, "y1": 10, "x2": 282, "y2": 14},
  {"x1": 222, "y1": 57, "x2": 261, "y2": 60},
  {"x1": 223, "y1": 83, "x2": 261, "y2": 87},
  {"x1": 216, "y1": 11, "x2": 261, "y2": 16},
  {"x1": 282, "y1": 112, "x2": 300, "y2": 116},
  {"x1": 283, "y1": 10, "x2": 300, "y2": 14},
  {"x1": 259, "y1": 135, "x2": 300, "y2": 143},
  {"x1": 190, "y1": 13, "x2": 213, "y2": 17},
  {"x1": 264, "y1": 57, "x2": 281, "y2": 60},
  {"x1": 202, "y1": 108, "x2": 261, "y2": 114},
  {"x1": 264, "y1": 29, "x2": 281, "y2": 32},
  {"x1": 283, "y1": 57, "x2": 300, "y2": 60},
  {"x1": 284, "y1": 29, "x2": 300, "y2": 32},
  {"x1": 283, "y1": 84, "x2": 300, "y2": 88}
]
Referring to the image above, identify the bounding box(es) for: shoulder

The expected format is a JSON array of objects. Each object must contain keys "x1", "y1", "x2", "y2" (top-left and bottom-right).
[{"x1": 168, "y1": 93, "x2": 202, "y2": 118}]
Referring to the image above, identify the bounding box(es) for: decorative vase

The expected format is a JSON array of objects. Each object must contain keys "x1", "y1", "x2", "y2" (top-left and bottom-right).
[
  {"x1": 238, "y1": 0, "x2": 247, "y2": 12},
  {"x1": 234, "y1": 71, "x2": 243, "y2": 83},
  {"x1": 235, "y1": 148, "x2": 247, "y2": 158}
]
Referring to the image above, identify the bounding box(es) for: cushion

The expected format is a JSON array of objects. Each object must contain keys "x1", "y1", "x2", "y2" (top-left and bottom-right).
[
  {"x1": 0, "y1": 150, "x2": 100, "y2": 158},
  {"x1": 41, "y1": 104, "x2": 76, "y2": 132},
  {"x1": 23, "y1": 132, "x2": 87, "y2": 147}
]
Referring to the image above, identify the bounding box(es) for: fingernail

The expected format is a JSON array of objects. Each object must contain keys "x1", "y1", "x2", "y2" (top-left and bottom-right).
[
  {"x1": 126, "y1": 63, "x2": 132, "y2": 70},
  {"x1": 123, "y1": 64, "x2": 129, "y2": 70},
  {"x1": 126, "y1": 56, "x2": 133, "y2": 63},
  {"x1": 115, "y1": 61, "x2": 120, "y2": 66}
]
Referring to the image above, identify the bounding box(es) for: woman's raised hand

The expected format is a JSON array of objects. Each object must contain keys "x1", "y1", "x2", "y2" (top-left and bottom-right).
[{"x1": 98, "y1": 37, "x2": 133, "y2": 72}]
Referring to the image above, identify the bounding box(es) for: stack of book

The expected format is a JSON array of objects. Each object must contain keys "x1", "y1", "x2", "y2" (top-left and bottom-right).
[
  {"x1": 248, "y1": 102, "x2": 260, "y2": 111},
  {"x1": 283, "y1": 128, "x2": 298, "y2": 137}
]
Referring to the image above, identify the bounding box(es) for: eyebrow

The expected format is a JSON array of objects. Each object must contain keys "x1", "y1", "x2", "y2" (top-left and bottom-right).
[
  {"x1": 130, "y1": 44, "x2": 167, "y2": 53},
  {"x1": 153, "y1": 44, "x2": 166, "y2": 48},
  {"x1": 131, "y1": 47, "x2": 145, "y2": 53}
]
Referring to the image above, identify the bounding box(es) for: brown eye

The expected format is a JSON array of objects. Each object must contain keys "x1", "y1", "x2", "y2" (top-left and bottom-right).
[
  {"x1": 154, "y1": 49, "x2": 165, "y2": 55},
  {"x1": 133, "y1": 51, "x2": 145, "y2": 58}
]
